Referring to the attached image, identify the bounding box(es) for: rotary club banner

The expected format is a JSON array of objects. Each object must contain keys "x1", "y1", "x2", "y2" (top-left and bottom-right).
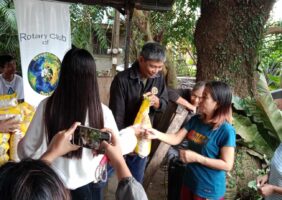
[{"x1": 14, "y1": 0, "x2": 71, "y2": 106}]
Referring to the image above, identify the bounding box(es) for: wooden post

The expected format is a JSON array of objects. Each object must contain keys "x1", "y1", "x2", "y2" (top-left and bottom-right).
[
  {"x1": 143, "y1": 105, "x2": 188, "y2": 190},
  {"x1": 111, "y1": 9, "x2": 120, "y2": 76},
  {"x1": 124, "y1": 0, "x2": 134, "y2": 70}
]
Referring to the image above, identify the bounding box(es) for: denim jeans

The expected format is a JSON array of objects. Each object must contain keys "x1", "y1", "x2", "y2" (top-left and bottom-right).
[
  {"x1": 70, "y1": 181, "x2": 107, "y2": 200},
  {"x1": 125, "y1": 154, "x2": 148, "y2": 183}
]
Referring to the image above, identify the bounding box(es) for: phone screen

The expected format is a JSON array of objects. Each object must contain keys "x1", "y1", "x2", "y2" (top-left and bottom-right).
[{"x1": 72, "y1": 125, "x2": 110, "y2": 149}]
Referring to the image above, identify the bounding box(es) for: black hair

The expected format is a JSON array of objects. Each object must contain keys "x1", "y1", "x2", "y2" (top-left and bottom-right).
[
  {"x1": 140, "y1": 42, "x2": 166, "y2": 62},
  {"x1": 205, "y1": 81, "x2": 232, "y2": 127},
  {"x1": 44, "y1": 48, "x2": 104, "y2": 159},
  {"x1": 0, "y1": 159, "x2": 70, "y2": 200},
  {"x1": 0, "y1": 54, "x2": 15, "y2": 68},
  {"x1": 192, "y1": 81, "x2": 206, "y2": 92}
]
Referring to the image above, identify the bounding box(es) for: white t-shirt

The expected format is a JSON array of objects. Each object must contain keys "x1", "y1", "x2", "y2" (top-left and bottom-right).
[
  {"x1": 18, "y1": 98, "x2": 137, "y2": 189},
  {"x1": 0, "y1": 74, "x2": 24, "y2": 100}
]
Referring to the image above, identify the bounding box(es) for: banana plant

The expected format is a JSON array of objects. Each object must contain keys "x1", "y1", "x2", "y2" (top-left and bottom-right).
[
  {"x1": 232, "y1": 72, "x2": 282, "y2": 158},
  {"x1": 0, "y1": 0, "x2": 19, "y2": 55}
]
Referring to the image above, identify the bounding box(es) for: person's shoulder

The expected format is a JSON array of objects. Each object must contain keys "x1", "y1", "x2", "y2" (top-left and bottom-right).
[
  {"x1": 220, "y1": 121, "x2": 235, "y2": 130},
  {"x1": 33, "y1": 97, "x2": 49, "y2": 113},
  {"x1": 114, "y1": 67, "x2": 136, "y2": 84},
  {"x1": 40, "y1": 97, "x2": 49, "y2": 107},
  {"x1": 114, "y1": 70, "x2": 130, "y2": 82},
  {"x1": 14, "y1": 74, "x2": 23, "y2": 80},
  {"x1": 186, "y1": 114, "x2": 201, "y2": 126},
  {"x1": 101, "y1": 103, "x2": 112, "y2": 115},
  {"x1": 190, "y1": 114, "x2": 201, "y2": 121},
  {"x1": 219, "y1": 121, "x2": 236, "y2": 136}
]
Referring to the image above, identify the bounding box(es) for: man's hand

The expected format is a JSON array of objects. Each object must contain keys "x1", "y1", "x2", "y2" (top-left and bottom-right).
[
  {"x1": 144, "y1": 92, "x2": 160, "y2": 109},
  {"x1": 131, "y1": 124, "x2": 145, "y2": 139},
  {"x1": 258, "y1": 184, "x2": 275, "y2": 197},
  {"x1": 0, "y1": 117, "x2": 20, "y2": 133},
  {"x1": 257, "y1": 174, "x2": 268, "y2": 188}
]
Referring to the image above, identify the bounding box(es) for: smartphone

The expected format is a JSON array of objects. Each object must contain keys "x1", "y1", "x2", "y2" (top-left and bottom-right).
[{"x1": 71, "y1": 125, "x2": 111, "y2": 150}]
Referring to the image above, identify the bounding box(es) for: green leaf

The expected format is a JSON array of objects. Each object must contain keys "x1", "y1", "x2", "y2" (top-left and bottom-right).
[
  {"x1": 233, "y1": 73, "x2": 282, "y2": 156},
  {"x1": 255, "y1": 73, "x2": 282, "y2": 142},
  {"x1": 233, "y1": 113, "x2": 273, "y2": 157}
]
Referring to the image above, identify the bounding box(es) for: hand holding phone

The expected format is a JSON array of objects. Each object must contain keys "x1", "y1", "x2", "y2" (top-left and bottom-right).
[{"x1": 71, "y1": 125, "x2": 111, "y2": 153}]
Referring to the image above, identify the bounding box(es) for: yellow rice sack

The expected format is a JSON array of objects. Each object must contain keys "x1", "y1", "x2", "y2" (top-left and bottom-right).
[
  {"x1": 0, "y1": 133, "x2": 10, "y2": 144},
  {"x1": 0, "y1": 94, "x2": 35, "y2": 164},
  {"x1": 0, "y1": 93, "x2": 17, "y2": 109},
  {"x1": 0, "y1": 142, "x2": 9, "y2": 155},
  {"x1": 134, "y1": 96, "x2": 152, "y2": 157},
  {"x1": 0, "y1": 93, "x2": 21, "y2": 123},
  {"x1": 0, "y1": 154, "x2": 9, "y2": 166},
  {"x1": 18, "y1": 102, "x2": 35, "y2": 133},
  {"x1": 9, "y1": 103, "x2": 35, "y2": 161}
]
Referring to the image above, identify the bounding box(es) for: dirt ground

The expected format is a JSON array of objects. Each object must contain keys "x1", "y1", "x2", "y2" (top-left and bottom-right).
[
  {"x1": 146, "y1": 165, "x2": 168, "y2": 200},
  {"x1": 104, "y1": 164, "x2": 168, "y2": 200}
]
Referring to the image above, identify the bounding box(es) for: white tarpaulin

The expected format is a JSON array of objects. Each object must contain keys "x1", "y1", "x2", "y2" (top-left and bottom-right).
[{"x1": 14, "y1": 0, "x2": 71, "y2": 106}]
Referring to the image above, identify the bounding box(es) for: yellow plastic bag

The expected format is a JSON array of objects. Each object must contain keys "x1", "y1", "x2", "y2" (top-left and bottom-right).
[{"x1": 134, "y1": 96, "x2": 152, "y2": 157}]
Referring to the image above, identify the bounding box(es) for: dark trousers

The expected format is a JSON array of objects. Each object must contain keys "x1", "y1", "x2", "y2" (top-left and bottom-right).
[
  {"x1": 70, "y1": 181, "x2": 106, "y2": 200},
  {"x1": 125, "y1": 154, "x2": 148, "y2": 183},
  {"x1": 168, "y1": 157, "x2": 186, "y2": 200}
]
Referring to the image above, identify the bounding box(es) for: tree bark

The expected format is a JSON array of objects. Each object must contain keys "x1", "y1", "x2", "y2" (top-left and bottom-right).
[
  {"x1": 134, "y1": 10, "x2": 153, "y2": 41},
  {"x1": 195, "y1": 0, "x2": 275, "y2": 97}
]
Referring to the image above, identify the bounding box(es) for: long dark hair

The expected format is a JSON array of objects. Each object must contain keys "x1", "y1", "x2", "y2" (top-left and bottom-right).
[
  {"x1": 205, "y1": 81, "x2": 232, "y2": 127},
  {"x1": 0, "y1": 159, "x2": 70, "y2": 200},
  {"x1": 44, "y1": 48, "x2": 104, "y2": 158}
]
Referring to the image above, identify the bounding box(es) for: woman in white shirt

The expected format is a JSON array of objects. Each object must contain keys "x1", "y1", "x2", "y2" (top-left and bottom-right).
[{"x1": 18, "y1": 48, "x2": 137, "y2": 200}]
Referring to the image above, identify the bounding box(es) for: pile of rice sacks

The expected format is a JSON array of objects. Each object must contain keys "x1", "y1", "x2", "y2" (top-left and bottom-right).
[{"x1": 0, "y1": 93, "x2": 35, "y2": 165}]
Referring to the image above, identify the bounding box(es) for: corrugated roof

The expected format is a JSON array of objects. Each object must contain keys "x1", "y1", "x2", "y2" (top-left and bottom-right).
[{"x1": 49, "y1": 0, "x2": 175, "y2": 12}]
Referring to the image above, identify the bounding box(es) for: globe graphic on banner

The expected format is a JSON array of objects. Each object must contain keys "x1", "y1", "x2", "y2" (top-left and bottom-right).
[{"x1": 28, "y1": 52, "x2": 61, "y2": 96}]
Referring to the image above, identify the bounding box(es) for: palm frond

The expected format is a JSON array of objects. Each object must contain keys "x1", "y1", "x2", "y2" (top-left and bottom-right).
[{"x1": 232, "y1": 72, "x2": 282, "y2": 157}]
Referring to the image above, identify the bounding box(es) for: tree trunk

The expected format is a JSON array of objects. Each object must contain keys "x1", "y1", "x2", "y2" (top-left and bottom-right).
[{"x1": 195, "y1": 0, "x2": 275, "y2": 97}]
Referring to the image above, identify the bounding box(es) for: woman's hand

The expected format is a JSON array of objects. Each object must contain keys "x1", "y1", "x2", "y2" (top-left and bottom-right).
[
  {"x1": 41, "y1": 122, "x2": 81, "y2": 163},
  {"x1": 143, "y1": 128, "x2": 160, "y2": 140},
  {"x1": 179, "y1": 149, "x2": 204, "y2": 163},
  {"x1": 100, "y1": 129, "x2": 132, "y2": 180},
  {"x1": 100, "y1": 128, "x2": 123, "y2": 166}
]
